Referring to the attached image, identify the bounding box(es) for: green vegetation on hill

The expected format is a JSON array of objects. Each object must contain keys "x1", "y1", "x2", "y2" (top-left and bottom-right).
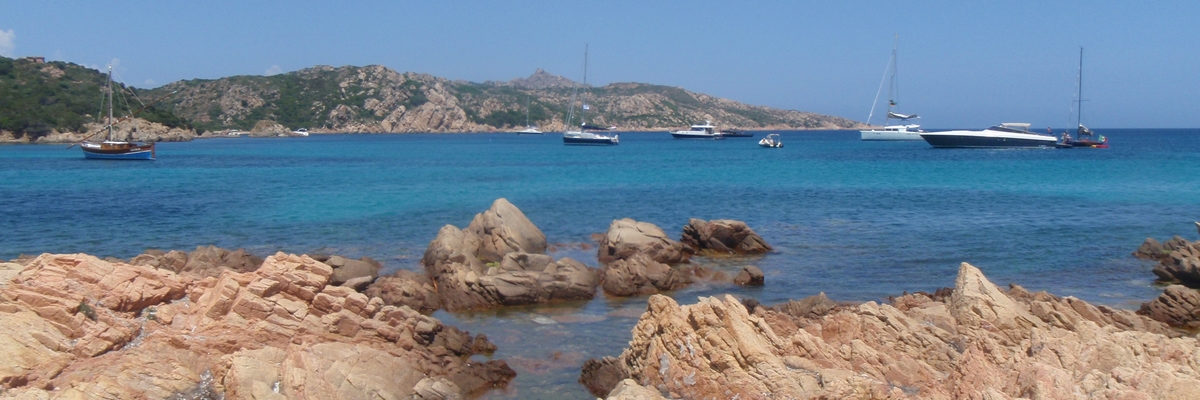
[
  {"x1": 0, "y1": 56, "x2": 190, "y2": 140},
  {"x1": 149, "y1": 64, "x2": 862, "y2": 133}
]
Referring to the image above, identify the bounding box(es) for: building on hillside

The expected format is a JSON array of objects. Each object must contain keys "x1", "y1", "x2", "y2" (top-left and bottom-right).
[{"x1": 22, "y1": 56, "x2": 45, "y2": 64}]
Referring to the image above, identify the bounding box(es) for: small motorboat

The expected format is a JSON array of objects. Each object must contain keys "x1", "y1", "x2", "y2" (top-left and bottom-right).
[
  {"x1": 292, "y1": 128, "x2": 310, "y2": 136},
  {"x1": 758, "y1": 133, "x2": 783, "y2": 148}
]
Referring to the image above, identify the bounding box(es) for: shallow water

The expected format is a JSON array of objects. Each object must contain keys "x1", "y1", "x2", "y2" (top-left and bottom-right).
[{"x1": 3, "y1": 129, "x2": 1198, "y2": 398}]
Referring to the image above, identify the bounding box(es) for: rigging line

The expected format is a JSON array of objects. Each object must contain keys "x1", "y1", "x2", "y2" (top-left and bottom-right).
[
  {"x1": 866, "y1": 51, "x2": 891, "y2": 124},
  {"x1": 111, "y1": 68, "x2": 147, "y2": 107},
  {"x1": 892, "y1": 42, "x2": 900, "y2": 108}
]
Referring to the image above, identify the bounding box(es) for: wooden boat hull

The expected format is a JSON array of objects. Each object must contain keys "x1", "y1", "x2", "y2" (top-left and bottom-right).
[{"x1": 81, "y1": 142, "x2": 156, "y2": 160}]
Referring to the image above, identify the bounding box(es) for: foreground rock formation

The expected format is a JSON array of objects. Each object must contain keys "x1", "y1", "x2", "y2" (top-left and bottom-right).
[
  {"x1": 1133, "y1": 224, "x2": 1200, "y2": 330},
  {"x1": 422, "y1": 198, "x2": 598, "y2": 311},
  {"x1": 581, "y1": 262, "x2": 1198, "y2": 399},
  {"x1": 680, "y1": 218, "x2": 773, "y2": 256},
  {"x1": 0, "y1": 252, "x2": 513, "y2": 398},
  {"x1": 1139, "y1": 285, "x2": 1200, "y2": 330}
]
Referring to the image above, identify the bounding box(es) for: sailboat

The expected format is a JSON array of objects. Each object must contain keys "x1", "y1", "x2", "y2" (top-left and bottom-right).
[
  {"x1": 1056, "y1": 47, "x2": 1108, "y2": 149},
  {"x1": 563, "y1": 45, "x2": 618, "y2": 145},
  {"x1": 516, "y1": 95, "x2": 542, "y2": 134},
  {"x1": 78, "y1": 65, "x2": 156, "y2": 160},
  {"x1": 860, "y1": 35, "x2": 922, "y2": 141}
]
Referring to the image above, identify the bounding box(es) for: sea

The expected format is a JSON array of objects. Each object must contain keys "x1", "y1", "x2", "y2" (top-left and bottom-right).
[{"x1": 2, "y1": 129, "x2": 1199, "y2": 398}]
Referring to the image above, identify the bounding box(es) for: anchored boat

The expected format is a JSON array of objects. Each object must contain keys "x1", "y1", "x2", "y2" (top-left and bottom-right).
[{"x1": 78, "y1": 65, "x2": 156, "y2": 160}]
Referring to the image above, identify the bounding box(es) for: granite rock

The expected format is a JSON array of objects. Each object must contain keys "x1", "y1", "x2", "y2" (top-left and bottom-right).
[
  {"x1": 680, "y1": 218, "x2": 773, "y2": 255},
  {"x1": 597, "y1": 218, "x2": 689, "y2": 265},
  {"x1": 581, "y1": 262, "x2": 1195, "y2": 399},
  {"x1": 0, "y1": 252, "x2": 513, "y2": 398},
  {"x1": 422, "y1": 199, "x2": 598, "y2": 311}
]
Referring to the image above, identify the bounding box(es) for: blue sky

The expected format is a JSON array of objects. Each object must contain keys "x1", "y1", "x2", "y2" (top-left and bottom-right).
[{"x1": 2, "y1": 1, "x2": 1197, "y2": 128}]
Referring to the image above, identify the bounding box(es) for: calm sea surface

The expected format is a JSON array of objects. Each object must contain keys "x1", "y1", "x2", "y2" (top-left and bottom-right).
[{"x1": 2, "y1": 130, "x2": 1199, "y2": 398}]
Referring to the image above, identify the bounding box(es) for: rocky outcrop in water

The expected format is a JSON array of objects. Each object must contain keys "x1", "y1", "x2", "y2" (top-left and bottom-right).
[
  {"x1": 600, "y1": 253, "x2": 691, "y2": 297},
  {"x1": 422, "y1": 198, "x2": 598, "y2": 311},
  {"x1": 732, "y1": 265, "x2": 765, "y2": 286},
  {"x1": 680, "y1": 218, "x2": 772, "y2": 256},
  {"x1": 0, "y1": 252, "x2": 513, "y2": 398},
  {"x1": 597, "y1": 218, "x2": 689, "y2": 265},
  {"x1": 580, "y1": 262, "x2": 1195, "y2": 399},
  {"x1": 1136, "y1": 225, "x2": 1200, "y2": 288}
]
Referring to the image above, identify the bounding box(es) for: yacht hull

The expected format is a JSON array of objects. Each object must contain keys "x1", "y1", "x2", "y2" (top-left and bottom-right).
[
  {"x1": 670, "y1": 132, "x2": 722, "y2": 139},
  {"x1": 920, "y1": 133, "x2": 1056, "y2": 148},
  {"x1": 860, "y1": 130, "x2": 922, "y2": 141},
  {"x1": 80, "y1": 142, "x2": 156, "y2": 160},
  {"x1": 563, "y1": 137, "x2": 618, "y2": 145}
]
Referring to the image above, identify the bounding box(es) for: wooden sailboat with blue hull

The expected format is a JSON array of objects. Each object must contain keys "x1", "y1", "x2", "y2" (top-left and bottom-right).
[{"x1": 79, "y1": 65, "x2": 156, "y2": 160}]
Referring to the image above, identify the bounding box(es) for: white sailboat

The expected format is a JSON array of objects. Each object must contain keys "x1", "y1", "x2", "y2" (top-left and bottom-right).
[
  {"x1": 563, "y1": 45, "x2": 618, "y2": 145},
  {"x1": 516, "y1": 94, "x2": 542, "y2": 134},
  {"x1": 861, "y1": 35, "x2": 922, "y2": 141}
]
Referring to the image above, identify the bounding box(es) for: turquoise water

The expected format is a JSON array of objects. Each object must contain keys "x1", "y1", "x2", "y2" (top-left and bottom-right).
[{"x1": 3, "y1": 130, "x2": 1199, "y2": 398}]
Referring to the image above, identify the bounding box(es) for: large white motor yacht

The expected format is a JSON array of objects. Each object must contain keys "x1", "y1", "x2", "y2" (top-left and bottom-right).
[
  {"x1": 919, "y1": 123, "x2": 1058, "y2": 148},
  {"x1": 670, "y1": 121, "x2": 722, "y2": 139}
]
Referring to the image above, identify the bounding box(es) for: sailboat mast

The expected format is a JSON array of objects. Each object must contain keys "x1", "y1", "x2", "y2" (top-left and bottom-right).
[
  {"x1": 106, "y1": 65, "x2": 113, "y2": 142},
  {"x1": 579, "y1": 44, "x2": 589, "y2": 126},
  {"x1": 887, "y1": 35, "x2": 899, "y2": 117},
  {"x1": 1077, "y1": 47, "x2": 1083, "y2": 128}
]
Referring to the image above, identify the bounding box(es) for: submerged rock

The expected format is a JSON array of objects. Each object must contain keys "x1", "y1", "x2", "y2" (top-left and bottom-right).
[
  {"x1": 680, "y1": 218, "x2": 773, "y2": 255},
  {"x1": 0, "y1": 252, "x2": 513, "y2": 398},
  {"x1": 580, "y1": 262, "x2": 1196, "y2": 399},
  {"x1": 732, "y1": 265, "x2": 765, "y2": 286}
]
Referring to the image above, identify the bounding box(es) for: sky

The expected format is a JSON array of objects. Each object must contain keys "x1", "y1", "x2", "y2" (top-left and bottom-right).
[{"x1": 2, "y1": 1, "x2": 1198, "y2": 129}]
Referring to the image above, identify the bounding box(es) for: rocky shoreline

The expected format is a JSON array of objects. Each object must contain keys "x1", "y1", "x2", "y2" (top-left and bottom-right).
[{"x1": 3, "y1": 200, "x2": 1198, "y2": 399}]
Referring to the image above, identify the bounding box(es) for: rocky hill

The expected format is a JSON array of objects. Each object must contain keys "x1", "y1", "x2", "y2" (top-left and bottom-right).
[
  {"x1": 0, "y1": 56, "x2": 193, "y2": 143},
  {"x1": 150, "y1": 65, "x2": 866, "y2": 133}
]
